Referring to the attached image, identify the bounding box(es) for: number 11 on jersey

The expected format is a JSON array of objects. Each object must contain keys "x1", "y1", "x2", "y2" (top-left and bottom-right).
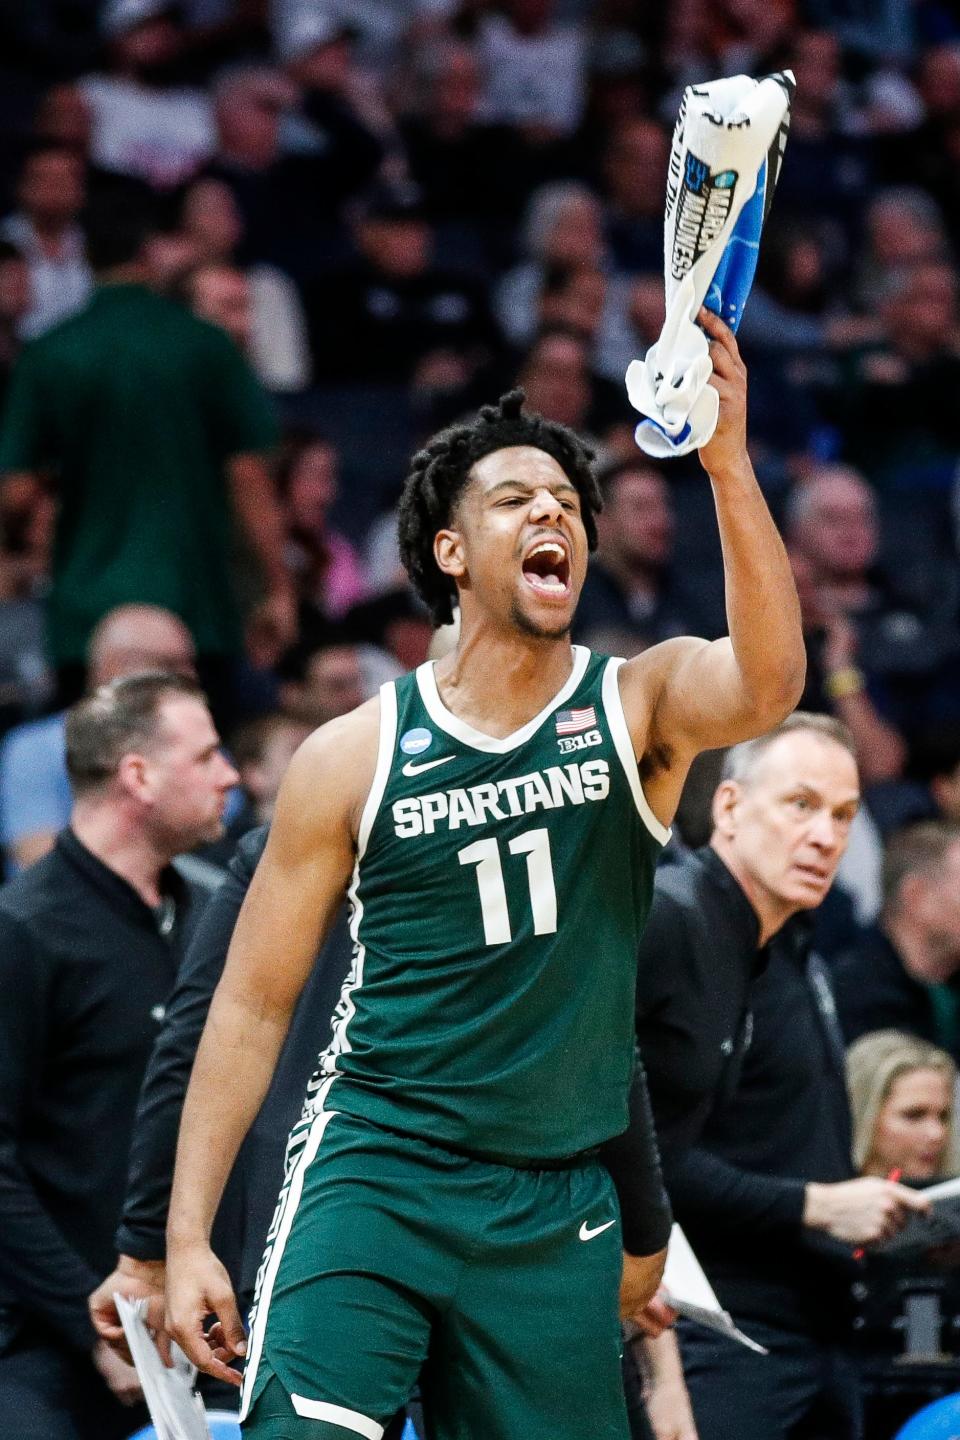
[{"x1": 458, "y1": 828, "x2": 558, "y2": 945}]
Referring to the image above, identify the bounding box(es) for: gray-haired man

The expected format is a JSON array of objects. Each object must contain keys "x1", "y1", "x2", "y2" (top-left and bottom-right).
[{"x1": 623, "y1": 713, "x2": 929, "y2": 1440}]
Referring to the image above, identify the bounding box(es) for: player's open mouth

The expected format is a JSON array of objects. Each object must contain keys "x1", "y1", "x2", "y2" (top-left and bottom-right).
[{"x1": 521, "y1": 539, "x2": 571, "y2": 597}]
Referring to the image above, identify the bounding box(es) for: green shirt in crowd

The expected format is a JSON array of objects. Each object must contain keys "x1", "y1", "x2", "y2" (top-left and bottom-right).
[{"x1": 0, "y1": 283, "x2": 279, "y2": 665}]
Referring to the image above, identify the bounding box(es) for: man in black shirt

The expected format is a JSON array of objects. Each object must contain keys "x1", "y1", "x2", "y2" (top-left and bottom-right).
[
  {"x1": 629, "y1": 714, "x2": 929, "y2": 1440},
  {"x1": 0, "y1": 672, "x2": 238, "y2": 1440}
]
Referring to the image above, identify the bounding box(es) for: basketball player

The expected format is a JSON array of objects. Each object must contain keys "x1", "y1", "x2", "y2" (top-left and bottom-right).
[{"x1": 164, "y1": 311, "x2": 805, "y2": 1439}]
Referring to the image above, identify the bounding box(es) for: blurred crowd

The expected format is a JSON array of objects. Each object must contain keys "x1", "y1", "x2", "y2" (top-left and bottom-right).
[{"x1": 3, "y1": 1, "x2": 960, "y2": 1437}]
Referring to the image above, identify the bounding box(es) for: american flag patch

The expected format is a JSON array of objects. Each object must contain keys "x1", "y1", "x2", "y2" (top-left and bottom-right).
[{"x1": 555, "y1": 706, "x2": 597, "y2": 735}]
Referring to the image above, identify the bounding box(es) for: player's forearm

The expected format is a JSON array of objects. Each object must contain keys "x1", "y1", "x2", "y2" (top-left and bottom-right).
[
  {"x1": 707, "y1": 456, "x2": 805, "y2": 720},
  {"x1": 166, "y1": 985, "x2": 291, "y2": 1250}
]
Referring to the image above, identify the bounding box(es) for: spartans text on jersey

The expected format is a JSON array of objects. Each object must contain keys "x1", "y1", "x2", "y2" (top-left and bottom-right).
[{"x1": 391, "y1": 759, "x2": 610, "y2": 837}]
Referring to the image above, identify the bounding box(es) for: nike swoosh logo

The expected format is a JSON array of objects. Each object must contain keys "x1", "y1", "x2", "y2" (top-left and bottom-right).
[
  {"x1": 579, "y1": 1219, "x2": 617, "y2": 1242},
  {"x1": 401, "y1": 756, "x2": 455, "y2": 777}
]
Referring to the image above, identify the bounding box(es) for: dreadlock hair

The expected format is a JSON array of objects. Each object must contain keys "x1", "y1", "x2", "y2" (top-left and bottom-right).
[{"x1": 397, "y1": 389, "x2": 602, "y2": 627}]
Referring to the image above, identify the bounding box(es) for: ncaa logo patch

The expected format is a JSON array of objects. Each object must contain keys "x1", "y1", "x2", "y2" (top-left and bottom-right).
[{"x1": 400, "y1": 727, "x2": 433, "y2": 757}]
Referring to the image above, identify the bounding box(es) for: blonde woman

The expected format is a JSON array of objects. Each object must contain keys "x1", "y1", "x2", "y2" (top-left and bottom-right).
[{"x1": 848, "y1": 1031, "x2": 960, "y2": 1183}]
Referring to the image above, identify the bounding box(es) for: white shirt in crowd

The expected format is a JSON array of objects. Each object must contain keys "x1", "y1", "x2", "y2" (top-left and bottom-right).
[
  {"x1": 78, "y1": 75, "x2": 216, "y2": 190},
  {"x1": 476, "y1": 14, "x2": 586, "y2": 135},
  {"x1": 0, "y1": 214, "x2": 93, "y2": 339},
  {"x1": 249, "y1": 265, "x2": 312, "y2": 393}
]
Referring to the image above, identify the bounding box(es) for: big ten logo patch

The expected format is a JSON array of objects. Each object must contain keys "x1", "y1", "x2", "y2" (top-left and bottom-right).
[{"x1": 557, "y1": 729, "x2": 602, "y2": 754}]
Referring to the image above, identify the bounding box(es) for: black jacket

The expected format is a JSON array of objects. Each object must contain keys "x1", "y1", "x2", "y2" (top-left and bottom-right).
[
  {"x1": 116, "y1": 826, "x2": 353, "y2": 1302},
  {"x1": 635, "y1": 848, "x2": 857, "y2": 1337},
  {"x1": 0, "y1": 831, "x2": 207, "y2": 1353},
  {"x1": 832, "y1": 925, "x2": 960, "y2": 1061}
]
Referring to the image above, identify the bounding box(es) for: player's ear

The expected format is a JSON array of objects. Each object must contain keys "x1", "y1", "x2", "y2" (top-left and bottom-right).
[{"x1": 435, "y1": 528, "x2": 466, "y2": 580}]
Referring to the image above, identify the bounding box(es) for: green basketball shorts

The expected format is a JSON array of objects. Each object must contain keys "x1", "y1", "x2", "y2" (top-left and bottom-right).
[{"x1": 240, "y1": 1091, "x2": 630, "y2": 1440}]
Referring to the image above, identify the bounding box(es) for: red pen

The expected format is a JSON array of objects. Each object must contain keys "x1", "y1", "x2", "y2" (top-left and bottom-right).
[{"x1": 853, "y1": 1168, "x2": 902, "y2": 1260}]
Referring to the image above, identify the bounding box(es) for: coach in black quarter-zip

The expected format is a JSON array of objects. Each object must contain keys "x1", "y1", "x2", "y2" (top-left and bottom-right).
[{"x1": 613, "y1": 714, "x2": 930, "y2": 1440}]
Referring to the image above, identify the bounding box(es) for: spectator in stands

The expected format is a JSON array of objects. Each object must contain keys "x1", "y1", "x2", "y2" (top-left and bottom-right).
[
  {"x1": 0, "y1": 241, "x2": 28, "y2": 404},
  {"x1": 276, "y1": 11, "x2": 393, "y2": 153},
  {"x1": 179, "y1": 176, "x2": 311, "y2": 392},
  {"x1": 279, "y1": 430, "x2": 367, "y2": 623},
  {"x1": 771, "y1": 28, "x2": 873, "y2": 244},
  {"x1": 31, "y1": 81, "x2": 157, "y2": 228},
  {"x1": 0, "y1": 144, "x2": 92, "y2": 339},
  {"x1": 0, "y1": 672, "x2": 236, "y2": 1440},
  {"x1": 399, "y1": 38, "x2": 524, "y2": 228},
  {"x1": 0, "y1": 470, "x2": 52, "y2": 736},
  {"x1": 227, "y1": 712, "x2": 310, "y2": 832},
  {"x1": 856, "y1": 186, "x2": 951, "y2": 308},
  {"x1": 789, "y1": 552, "x2": 907, "y2": 788},
  {"x1": 879, "y1": 42, "x2": 960, "y2": 247},
  {"x1": 308, "y1": 181, "x2": 496, "y2": 385},
  {"x1": 738, "y1": 219, "x2": 878, "y2": 359},
  {"x1": 533, "y1": 261, "x2": 642, "y2": 395},
  {"x1": 514, "y1": 327, "x2": 610, "y2": 437},
  {"x1": 845, "y1": 1029, "x2": 960, "y2": 1416},
  {"x1": 184, "y1": 258, "x2": 252, "y2": 352},
  {"x1": 836, "y1": 259, "x2": 960, "y2": 492},
  {"x1": 0, "y1": 604, "x2": 196, "y2": 873},
  {"x1": 475, "y1": 0, "x2": 587, "y2": 138},
  {"x1": 78, "y1": 0, "x2": 216, "y2": 190},
  {"x1": 536, "y1": 263, "x2": 608, "y2": 341},
  {"x1": 910, "y1": 727, "x2": 960, "y2": 822},
  {"x1": 207, "y1": 59, "x2": 381, "y2": 283},
  {"x1": 575, "y1": 460, "x2": 718, "y2": 649},
  {"x1": 599, "y1": 116, "x2": 668, "y2": 275},
  {"x1": 634, "y1": 715, "x2": 929, "y2": 1440},
  {"x1": 833, "y1": 822, "x2": 960, "y2": 1060},
  {"x1": 786, "y1": 464, "x2": 957, "y2": 738},
  {"x1": 280, "y1": 641, "x2": 396, "y2": 729},
  {"x1": 495, "y1": 181, "x2": 607, "y2": 349},
  {"x1": 848, "y1": 1030, "x2": 959, "y2": 1183},
  {"x1": 591, "y1": 270, "x2": 667, "y2": 392},
  {"x1": 0, "y1": 197, "x2": 294, "y2": 713}
]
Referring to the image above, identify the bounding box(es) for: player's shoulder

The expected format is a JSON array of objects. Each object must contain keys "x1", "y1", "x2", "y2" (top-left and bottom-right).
[{"x1": 613, "y1": 635, "x2": 709, "y2": 731}]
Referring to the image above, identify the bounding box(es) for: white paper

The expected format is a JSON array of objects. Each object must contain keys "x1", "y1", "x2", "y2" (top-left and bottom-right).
[
  {"x1": 116, "y1": 1294, "x2": 212, "y2": 1440},
  {"x1": 875, "y1": 1174, "x2": 960, "y2": 1255},
  {"x1": 660, "y1": 1224, "x2": 769, "y2": 1354}
]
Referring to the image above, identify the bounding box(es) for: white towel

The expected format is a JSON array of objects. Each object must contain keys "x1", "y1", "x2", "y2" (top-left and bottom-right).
[{"x1": 628, "y1": 71, "x2": 794, "y2": 459}]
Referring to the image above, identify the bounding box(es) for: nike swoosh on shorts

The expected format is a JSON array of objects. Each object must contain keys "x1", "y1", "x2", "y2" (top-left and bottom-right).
[{"x1": 579, "y1": 1219, "x2": 617, "y2": 1242}]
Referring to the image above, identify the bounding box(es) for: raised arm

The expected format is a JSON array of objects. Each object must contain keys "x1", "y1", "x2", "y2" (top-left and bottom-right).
[
  {"x1": 620, "y1": 311, "x2": 806, "y2": 821},
  {"x1": 164, "y1": 702, "x2": 378, "y2": 1383}
]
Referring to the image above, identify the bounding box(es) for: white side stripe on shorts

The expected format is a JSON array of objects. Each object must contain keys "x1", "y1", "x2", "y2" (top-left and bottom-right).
[{"x1": 291, "y1": 1395, "x2": 385, "y2": 1439}]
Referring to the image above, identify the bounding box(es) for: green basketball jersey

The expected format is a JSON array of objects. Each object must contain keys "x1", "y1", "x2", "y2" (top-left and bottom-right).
[{"x1": 312, "y1": 645, "x2": 669, "y2": 1162}]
